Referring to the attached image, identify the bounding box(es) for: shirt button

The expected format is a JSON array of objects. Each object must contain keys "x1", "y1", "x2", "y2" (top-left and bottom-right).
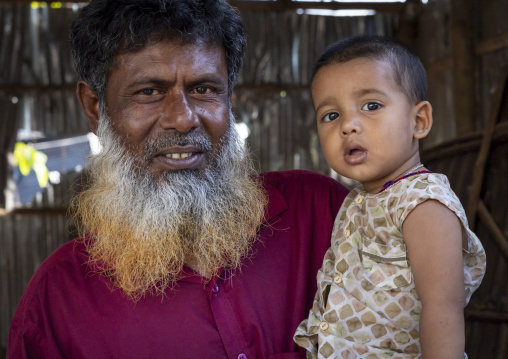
[
  {"x1": 333, "y1": 275, "x2": 342, "y2": 285},
  {"x1": 344, "y1": 229, "x2": 351, "y2": 238},
  {"x1": 320, "y1": 321, "x2": 329, "y2": 331},
  {"x1": 238, "y1": 354, "x2": 247, "y2": 359},
  {"x1": 212, "y1": 283, "x2": 219, "y2": 294},
  {"x1": 355, "y1": 196, "x2": 363, "y2": 204}
]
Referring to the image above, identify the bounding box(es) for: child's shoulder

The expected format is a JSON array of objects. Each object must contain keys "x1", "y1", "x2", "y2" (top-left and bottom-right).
[
  {"x1": 392, "y1": 172, "x2": 452, "y2": 197},
  {"x1": 393, "y1": 172, "x2": 468, "y2": 224}
]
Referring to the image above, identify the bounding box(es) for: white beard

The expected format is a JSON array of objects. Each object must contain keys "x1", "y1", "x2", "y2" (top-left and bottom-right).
[{"x1": 72, "y1": 111, "x2": 267, "y2": 299}]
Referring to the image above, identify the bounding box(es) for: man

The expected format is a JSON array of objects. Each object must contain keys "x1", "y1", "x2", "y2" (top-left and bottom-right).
[{"x1": 8, "y1": 1, "x2": 349, "y2": 358}]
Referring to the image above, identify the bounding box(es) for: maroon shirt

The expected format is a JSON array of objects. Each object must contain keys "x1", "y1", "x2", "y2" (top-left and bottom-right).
[{"x1": 8, "y1": 170, "x2": 348, "y2": 359}]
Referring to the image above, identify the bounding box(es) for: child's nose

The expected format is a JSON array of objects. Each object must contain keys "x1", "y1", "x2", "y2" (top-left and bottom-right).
[{"x1": 340, "y1": 113, "x2": 361, "y2": 136}]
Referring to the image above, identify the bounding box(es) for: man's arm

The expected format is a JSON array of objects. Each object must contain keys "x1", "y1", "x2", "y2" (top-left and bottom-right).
[{"x1": 8, "y1": 316, "x2": 50, "y2": 359}]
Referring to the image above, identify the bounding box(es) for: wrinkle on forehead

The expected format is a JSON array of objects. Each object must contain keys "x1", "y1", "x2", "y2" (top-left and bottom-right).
[{"x1": 110, "y1": 36, "x2": 221, "y2": 73}]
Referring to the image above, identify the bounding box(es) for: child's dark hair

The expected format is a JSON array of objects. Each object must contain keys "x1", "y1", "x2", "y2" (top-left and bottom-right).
[{"x1": 312, "y1": 35, "x2": 427, "y2": 104}]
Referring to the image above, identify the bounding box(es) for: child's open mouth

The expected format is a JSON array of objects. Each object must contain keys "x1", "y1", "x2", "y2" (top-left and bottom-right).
[{"x1": 344, "y1": 144, "x2": 368, "y2": 164}]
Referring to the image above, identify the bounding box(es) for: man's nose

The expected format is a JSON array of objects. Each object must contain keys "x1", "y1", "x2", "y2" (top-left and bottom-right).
[
  {"x1": 159, "y1": 91, "x2": 199, "y2": 133},
  {"x1": 340, "y1": 112, "x2": 362, "y2": 136}
]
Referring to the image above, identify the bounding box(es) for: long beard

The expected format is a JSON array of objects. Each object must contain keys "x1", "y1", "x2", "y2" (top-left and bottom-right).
[{"x1": 71, "y1": 112, "x2": 267, "y2": 300}]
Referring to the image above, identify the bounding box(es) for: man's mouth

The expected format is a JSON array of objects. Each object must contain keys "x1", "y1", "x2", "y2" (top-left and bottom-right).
[
  {"x1": 165, "y1": 152, "x2": 194, "y2": 159},
  {"x1": 149, "y1": 146, "x2": 207, "y2": 171},
  {"x1": 145, "y1": 132, "x2": 213, "y2": 171}
]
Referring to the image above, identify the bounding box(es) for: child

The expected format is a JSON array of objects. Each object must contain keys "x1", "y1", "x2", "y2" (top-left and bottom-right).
[{"x1": 294, "y1": 35, "x2": 486, "y2": 359}]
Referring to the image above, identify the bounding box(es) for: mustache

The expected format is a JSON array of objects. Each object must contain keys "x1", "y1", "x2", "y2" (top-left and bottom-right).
[
  {"x1": 73, "y1": 115, "x2": 268, "y2": 298},
  {"x1": 143, "y1": 131, "x2": 213, "y2": 158}
]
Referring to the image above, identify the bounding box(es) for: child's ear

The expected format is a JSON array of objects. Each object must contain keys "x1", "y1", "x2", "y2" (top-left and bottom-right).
[
  {"x1": 76, "y1": 81, "x2": 101, "y2": 135},
  {"x1": 412, "y1": 101, "x2": 433, "y2": 139}
]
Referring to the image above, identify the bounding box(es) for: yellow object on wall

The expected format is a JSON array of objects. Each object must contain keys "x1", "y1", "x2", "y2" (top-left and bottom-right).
[{"x1": 13, "y1": 142, "x2": 49, "y2": 188}]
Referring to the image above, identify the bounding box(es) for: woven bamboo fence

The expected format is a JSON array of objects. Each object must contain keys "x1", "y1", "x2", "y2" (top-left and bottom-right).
[
  {"x1": 422, "y1": 66, "x2": 508, "y2": 359},
  {"x1": 1, "y1": 1, "x2": 507, "y2": 358}
]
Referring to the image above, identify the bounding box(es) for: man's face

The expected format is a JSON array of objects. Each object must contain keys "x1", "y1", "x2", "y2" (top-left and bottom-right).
[
  {"x1": 74, "y1": 39, "x2": 268, "y2": 297},
  {"x1": 104, "y1": 39, "x2": 230, "y2": 179}
]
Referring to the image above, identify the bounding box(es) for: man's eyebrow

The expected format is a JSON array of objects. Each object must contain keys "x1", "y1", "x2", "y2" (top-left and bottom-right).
[
  {"x1": 124, "y1": 74, "x2": 227, "y2": 90},
  {"x1": 187, "y1": 73, "x2": 228, "y2": 88},
  {"x1": 124, "y1": 77, "x2": 169, "y2": 90}
]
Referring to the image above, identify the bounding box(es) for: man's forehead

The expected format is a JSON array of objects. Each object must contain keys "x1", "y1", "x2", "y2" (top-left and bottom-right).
[{"x1": 110, "y1": 38, "x2": 226, "y2": 72}]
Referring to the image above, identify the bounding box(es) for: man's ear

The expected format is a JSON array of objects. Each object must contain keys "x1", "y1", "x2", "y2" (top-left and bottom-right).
[
  {"x1": 76, "y1": 81, "x2": 101, "y2": 135},
  {"x1": 413, "y1": 101, "x2": 433, "y2": 139}
]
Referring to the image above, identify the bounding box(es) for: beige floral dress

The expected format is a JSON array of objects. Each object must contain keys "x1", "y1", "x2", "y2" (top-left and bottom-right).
[{"x1": 294, "y1": 173, "x2": 486, "y2": 358}]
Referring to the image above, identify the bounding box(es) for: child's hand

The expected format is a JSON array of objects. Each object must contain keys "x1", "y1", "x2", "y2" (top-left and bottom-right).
[{"x1": 403, "y1": 199, "x2": 466, "y2": 359}]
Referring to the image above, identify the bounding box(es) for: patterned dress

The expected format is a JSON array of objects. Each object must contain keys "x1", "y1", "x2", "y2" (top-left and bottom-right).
[{"x1": 294, "y1": 172, "x2": 486, "y2": 358}]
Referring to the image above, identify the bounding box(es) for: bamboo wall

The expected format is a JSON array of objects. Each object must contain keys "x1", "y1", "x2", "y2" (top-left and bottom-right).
[
  {"x1": 422, "y1": 90, "x2": 508, "y2": 359},
  {"x1": 416, "y1": 1, "x2": 508, "y2": 357},
  {"x1": 1, "y1": 1, "x2": 507, "y2": 358},
  {"x1": 0, "y1": 4, "x2": 82, "y2": 358}
]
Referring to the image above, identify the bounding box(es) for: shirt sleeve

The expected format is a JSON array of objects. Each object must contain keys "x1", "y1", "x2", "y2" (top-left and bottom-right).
[
  {"x1": 8, "y1": 309, "x2": 50, "y2": 359},
  {"x1": 397, "y1": 175, "x2": 465, "y2": 230},
  {"x1": 7, "y1": 255, "x2": 67, "y2": 359}
]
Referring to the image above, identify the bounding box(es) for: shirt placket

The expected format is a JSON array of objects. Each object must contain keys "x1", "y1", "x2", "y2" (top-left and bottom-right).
[{"x1": 208, "y1": 277, "x2": 253, "y2": 359}]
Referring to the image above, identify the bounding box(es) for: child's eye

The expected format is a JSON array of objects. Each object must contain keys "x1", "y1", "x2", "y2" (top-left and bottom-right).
[
  {"x1": 322, "y1": 112, "x2": 339, "y2": 122},
  {"x1": 361, "y1": 102, "x2": 381, "y2": 111}
]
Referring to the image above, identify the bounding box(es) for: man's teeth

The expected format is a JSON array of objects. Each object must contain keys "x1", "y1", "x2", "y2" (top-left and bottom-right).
[{"x1": 165, "y1": 153, "x2": 193, "y2": 159}]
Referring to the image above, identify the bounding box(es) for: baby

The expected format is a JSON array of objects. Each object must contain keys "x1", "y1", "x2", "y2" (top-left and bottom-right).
[{"x1": 294, "y1": 35, "x2": 486, "y2": 359}]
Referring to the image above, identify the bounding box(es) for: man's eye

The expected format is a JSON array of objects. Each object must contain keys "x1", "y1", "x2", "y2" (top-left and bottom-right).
[
  {"x1": 322, "y1": 112, "x2": 339, "y2": 122},
  {"x1": 139, "y1": 89, "x2": 156, "y2": 96},
  {"x1": 362, "y1": 102, "x2": 381, "y2": 111},
  {"x1": 195, "y1": 86, "x2": 212, "y2": 94}
]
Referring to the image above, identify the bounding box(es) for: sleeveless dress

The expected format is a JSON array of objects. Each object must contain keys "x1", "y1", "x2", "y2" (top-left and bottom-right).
[{"x1": 294, "y1": 172, "x2": 486, "y2": 359}]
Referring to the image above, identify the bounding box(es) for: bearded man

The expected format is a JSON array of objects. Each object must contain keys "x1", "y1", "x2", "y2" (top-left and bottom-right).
[{"x1": 8, "y1": 0, "x2": 348, "y2": 358}]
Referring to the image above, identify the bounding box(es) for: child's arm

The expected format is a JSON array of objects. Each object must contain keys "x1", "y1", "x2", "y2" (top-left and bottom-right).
[{"x1": 402, "y1": 199, "x2": 466, "y2": 359}]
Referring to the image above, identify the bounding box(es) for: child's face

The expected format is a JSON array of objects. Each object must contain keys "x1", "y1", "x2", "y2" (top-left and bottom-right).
[{"x1": 312, "y1": 58, "x2": 422, "y2": 193}]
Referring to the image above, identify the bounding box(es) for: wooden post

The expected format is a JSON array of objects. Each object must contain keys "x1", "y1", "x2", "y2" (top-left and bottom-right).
[
  {"x1": 0, "y1": 153, "x2": 6, "y2": 208},
  {"x1": 395, "y1": 0, "x2": 420, "y2": 49},
  {"x1": 477, "y1": 200, "x2": 508, "y2": 263},
  {"x1": 450, "y1": 0, "x2": 475, "y2": 135},
  {"x1": 466, "y1": 66, "x2": 508, "y2": 227}
]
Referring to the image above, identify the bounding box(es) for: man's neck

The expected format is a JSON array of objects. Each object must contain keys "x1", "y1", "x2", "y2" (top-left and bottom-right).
[{"x1": 184, "y1": 256, "x2": 211, "y2": 279}]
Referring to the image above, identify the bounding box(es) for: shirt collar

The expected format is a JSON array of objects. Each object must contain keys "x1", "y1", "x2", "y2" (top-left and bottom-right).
[
  {"x1": 179, "y1": 175, "x2": 288, "y2": 284},
  {"x1": 82, "y1": 176, "x2": 289, "y2": 288},
  {"x1": 261, "y1": 176, "x2": 288, "y2": 223}
]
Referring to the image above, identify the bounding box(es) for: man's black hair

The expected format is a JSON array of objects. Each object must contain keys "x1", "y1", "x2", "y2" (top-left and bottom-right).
[
  {"x1": 70, "y1": 0, "x2": 246, "y2": 101},
  {"x1": 312, "y1": 35, "x2": 427, "y2": 104}
]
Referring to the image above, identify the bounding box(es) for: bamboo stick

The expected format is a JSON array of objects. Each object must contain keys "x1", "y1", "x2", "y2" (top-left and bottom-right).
[
  {"x1": 466, "y1": 66, "x2": 508, "y2": 227},
  {"x1": 465, "y1": 309, "x2": 508, "y2": 322},
  {"x1": 476, "y1": 31, "x2": 508, "y2": 55},
  {"x1": 7, "y1": 207, "x2": 69, "y2": 216},
  {"x1": 0, "y1": 84, "x2": 76, "y2": 93},
  {"x1": 495, "y1": 325, "x2": 508, "y2": 359},
  {"x1": 451, "y1": 0, "x2": 475, "y2": 135},
  {"x1": 421, "y1": 122, "x2": 508, "y2": 162},
  {"x1": 477, "y1": 200, "x2": 508, "y2": 262},
  {"x1": 0, "y1": 0, "x2": 406, "y2": 13},
  {"x1": 426, "y1": 55, "x2": 453, "y2": 75}
]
